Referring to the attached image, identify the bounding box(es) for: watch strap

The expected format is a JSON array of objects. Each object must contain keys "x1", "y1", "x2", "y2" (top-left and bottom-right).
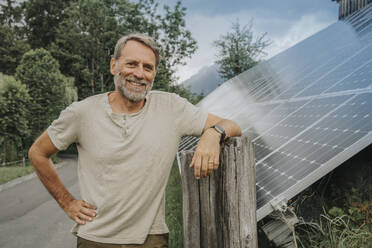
[{"x1": 211, "y1": 125, "x2": 226, "y2": 145}]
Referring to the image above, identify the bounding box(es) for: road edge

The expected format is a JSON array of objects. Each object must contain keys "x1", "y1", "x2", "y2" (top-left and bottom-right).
[{"x1": 0, "y1": 160, "x2": 68, "y2": 193}]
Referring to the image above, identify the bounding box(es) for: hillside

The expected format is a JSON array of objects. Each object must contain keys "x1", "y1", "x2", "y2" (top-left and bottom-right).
[{"x1": 181, "y1": 64, "x2": 223, "y2": 96}]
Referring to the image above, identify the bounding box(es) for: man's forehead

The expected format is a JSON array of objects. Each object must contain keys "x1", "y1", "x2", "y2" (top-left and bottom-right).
[{"x1": 121, "y1": 40, "x2": 156, "y2": 61}]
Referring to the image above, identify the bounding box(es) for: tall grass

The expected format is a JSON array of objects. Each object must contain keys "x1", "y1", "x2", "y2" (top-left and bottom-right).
[
  {"x1": 297, "y1": 212, "x2": 372, "y2": 248},
  {"x1": 165, "y1": 161, "x2": 183, "y2": 247}
]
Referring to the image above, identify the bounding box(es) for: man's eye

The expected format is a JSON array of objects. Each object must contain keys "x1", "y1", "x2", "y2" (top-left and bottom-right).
[{"x1": 144, "y1": 66, "x2": 153, "y2": 71}]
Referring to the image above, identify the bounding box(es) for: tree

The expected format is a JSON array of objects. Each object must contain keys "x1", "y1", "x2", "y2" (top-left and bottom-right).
[
  {"x1": 22, "y1": 0, "x2": 75, "y2": 48},
  {"x1": 213, "y1": 20, "x2": 270, "y2": 81},
  {"x1": 154, "y1": 0, "x2": 197, "y2": 90},
  {"x1": 0, "y1": 24, "x2": 30, "y2": 75},
  {"x1": 0, "y1": 73, "x2": 31, "y2": 164},
  {"x1": 168, "y1": 84, "x2": 204, "y2": 104},
  {"x1": 0, "y1": 0, "x2": 30, "y2": 75},
  {"x1": 49, "y1": 0, "x2": 197, "y2": 100},
  {"x1": 15, "y1": 48, "x2": 74, "y2": 140},
  {"x1": 0, "y1": 0, "x2": 23, "y2": 28}
]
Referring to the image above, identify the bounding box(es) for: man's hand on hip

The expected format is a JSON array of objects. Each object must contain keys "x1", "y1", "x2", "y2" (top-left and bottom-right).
[
  {"x1": 64, "y1": 200, "x2": 97, "y2": 225},
  {"x1": 189, "y1": 128, "x2": 221, "y2": 179}
]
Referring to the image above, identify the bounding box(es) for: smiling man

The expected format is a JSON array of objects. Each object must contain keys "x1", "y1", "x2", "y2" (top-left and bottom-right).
[{"x1": 28, "y1": 33, "x2": 241, "y2": 247}]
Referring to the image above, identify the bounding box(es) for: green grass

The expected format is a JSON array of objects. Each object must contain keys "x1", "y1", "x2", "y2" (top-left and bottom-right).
[
  {"x1": 297, "y1": 212, "x2": 372, "y2": 248},
  {"x1": 0, "y1": 155, "x2": 61, "y2": 185},
  {"x1": 0, "y1": 162, "x2": 35, "y2": 185},
  {"x1": 165, "y1": 161, "x2": 183, "y2": 248}
]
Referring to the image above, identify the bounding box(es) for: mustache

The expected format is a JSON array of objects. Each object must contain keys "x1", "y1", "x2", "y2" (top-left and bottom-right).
[{"x1": 117, "y1": 73, "x2": 150, "y2": 86}]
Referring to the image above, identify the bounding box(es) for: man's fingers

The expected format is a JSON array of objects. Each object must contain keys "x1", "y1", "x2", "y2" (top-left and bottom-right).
[
  {"x1": 213, "y1": 156, "x2": 219, "y2": 170},
  {"x1": 65, "y1": 200, "x2": 97, "y2": 225},
  {"x1": 201, "y1": 156, "x2": 208, "y2": 178},
  {"x1": 194, "y1": 155, "x2": 202, "y2": 179},
  {"x1": 82, "y1": 201, "x2": 97, "y2": 210},
  {"x1": 81, "y1": 207, "x2": 96, "y2": 218},
  {"x1": 189, "y1": 154, "x2": 196, "y2": 168},
  {"x1": 78, "y1": 212, "x2": 93, "y2": 222},
  {"x1": 207, "y1": 157, "x2": 214, "y2": 176},
  {"x1": 75, "y1": 216, "x2": 86, "y2": 225}
]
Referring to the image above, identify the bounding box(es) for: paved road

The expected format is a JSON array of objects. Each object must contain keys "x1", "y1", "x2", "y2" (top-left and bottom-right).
[{"x1": 0, "y1": 158, "x2": 80, "y2": 248}]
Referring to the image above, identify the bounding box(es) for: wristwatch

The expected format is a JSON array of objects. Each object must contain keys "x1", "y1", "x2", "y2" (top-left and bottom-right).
[{"x1": 211, "y1": 125, "x2": 226, "y2": 145}]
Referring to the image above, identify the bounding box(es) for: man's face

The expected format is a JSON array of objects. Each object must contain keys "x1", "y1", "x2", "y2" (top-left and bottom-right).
[{"x1": 110, "y1": 40, "x2": 157, "y2": 102}]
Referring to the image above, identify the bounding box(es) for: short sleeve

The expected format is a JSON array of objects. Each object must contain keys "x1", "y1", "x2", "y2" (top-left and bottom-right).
[
  {"x1": 171, "y1": 93, "x2": 208, "y2": 137},
  {"x1": 47, "y1": 102, "x2": 79, "y2": 151}
]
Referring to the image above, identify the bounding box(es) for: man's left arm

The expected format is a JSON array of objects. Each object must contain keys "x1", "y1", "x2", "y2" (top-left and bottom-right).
[{"x1": 190, "y1": 113, "x2": 242, "y2": 179}]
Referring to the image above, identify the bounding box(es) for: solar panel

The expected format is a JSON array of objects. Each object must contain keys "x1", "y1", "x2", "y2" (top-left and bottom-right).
[{"x1": 178, "y1": 3, "x2": 372, "y2": 221}]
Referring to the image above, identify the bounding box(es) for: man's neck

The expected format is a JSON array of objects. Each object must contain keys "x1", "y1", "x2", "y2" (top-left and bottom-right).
[{"x1": 108, "y1": 90, "x2": 146, "y2": 114}]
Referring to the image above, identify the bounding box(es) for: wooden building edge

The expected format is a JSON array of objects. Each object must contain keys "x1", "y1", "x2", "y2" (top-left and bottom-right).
[{"x1": 334, "y1": 0, "x2": 372, "y2": 19}]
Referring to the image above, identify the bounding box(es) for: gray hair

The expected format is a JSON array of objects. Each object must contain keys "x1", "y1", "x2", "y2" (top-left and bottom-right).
[{"x1": 113, "y1": 33, "x2": 161, "y2": 69}]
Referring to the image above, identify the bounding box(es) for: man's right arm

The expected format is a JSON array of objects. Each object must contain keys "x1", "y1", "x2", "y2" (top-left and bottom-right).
[{"x1": 28, "y1": 130, "x2": 96, "y2": 225}]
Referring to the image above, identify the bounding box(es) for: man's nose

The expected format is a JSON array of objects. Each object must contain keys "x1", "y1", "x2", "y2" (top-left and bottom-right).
[{"x1": 133, "y1": 65, "x2": 144, "y2": 79}]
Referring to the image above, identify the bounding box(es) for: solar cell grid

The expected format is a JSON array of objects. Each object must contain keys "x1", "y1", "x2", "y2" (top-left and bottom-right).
[
  {"x1": 275, "y1": 44, "x2": 362, "y2": 100},
  {"x1": 257, "y1": 92, "x2": 371, "y2": 188},
  {"x1": 178, "y1": 4, "x2": 372, "y2": 221},
  {"x1": 325, "y1": 60, "x2": 372, "y2": 92},
  {"x1": 297, "y1": 45, "x2": 371, "y2": 97}
]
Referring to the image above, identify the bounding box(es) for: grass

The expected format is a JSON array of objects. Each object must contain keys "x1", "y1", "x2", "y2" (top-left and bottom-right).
[
  {"x1": 297, "y1": 212, "x2": 372, "y2": 248},
  {"x1": 0, "y1": 155, "x2": 61, "y2": 185},
  {"x1": 165, "y1": 161, "x2": 183, "y2": 248},
  {"x1": 0, "y1": 162, "x2": 35, "y2": 185}
]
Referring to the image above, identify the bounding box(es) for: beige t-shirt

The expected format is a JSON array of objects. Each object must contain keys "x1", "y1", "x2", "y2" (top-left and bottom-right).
[{"x1": 47, "y1": 91, "x2": 208, "y2": 244}]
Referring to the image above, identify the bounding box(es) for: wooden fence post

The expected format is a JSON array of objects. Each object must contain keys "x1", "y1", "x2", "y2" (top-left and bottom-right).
[{"x1": 180, "y1": 136, "x2": 257, "y2": 248}]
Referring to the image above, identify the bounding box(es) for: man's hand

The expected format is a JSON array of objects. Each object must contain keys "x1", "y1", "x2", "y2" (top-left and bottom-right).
[
  {"x1": 190, "y1": 128, "x2": 221, "y2": 179},
  {"x1": 189, "y1": 113, "x2": 242, "y2": 179},
  {"x1": 63, "y1": 200, "x2": 97, "y2": 225}
]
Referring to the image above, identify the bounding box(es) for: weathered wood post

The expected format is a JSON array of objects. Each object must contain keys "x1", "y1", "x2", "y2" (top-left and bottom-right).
[{"x1": 180, "y1": 136, "x2": 257, "y2": 248}]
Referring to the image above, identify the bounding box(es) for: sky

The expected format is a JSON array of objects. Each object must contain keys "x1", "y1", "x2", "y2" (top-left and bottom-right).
[{"x1": 155, "y1": 0, "x2": 339, "y2": 82}]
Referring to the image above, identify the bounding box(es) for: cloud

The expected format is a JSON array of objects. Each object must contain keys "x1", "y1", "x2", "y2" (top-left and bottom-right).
[
  {"x1": 176, "y1": 9, "x2": 336, "y2": 82},
  {"x1": 265, "y1": 12, "x2": 336, "y2": 59}
]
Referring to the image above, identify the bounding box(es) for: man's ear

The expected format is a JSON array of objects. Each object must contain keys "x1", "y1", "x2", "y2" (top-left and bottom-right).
[{"x1": 110, "y1": 58, "x2": 116, "y2": 76}]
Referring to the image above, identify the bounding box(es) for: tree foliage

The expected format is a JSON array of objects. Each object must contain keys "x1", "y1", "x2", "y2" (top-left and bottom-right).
[
  {"x1": 3, "y1": 0, "x2": 199, "y2": 100},
  {"x1": 0, "y1": 24, "x2": 30, "y2": 75},
  {"x1": 213, "y1": 20, "x2": 270, "y2": 81},
  {"x1": 22, "y1": 0, "x2": 75, "y2": 48},
  {"x1": 15, "y1": 48, "x2": 74, "y2": 139},
  {"x1": 26, "y1": 0, "x2": 198, "y2": 100},
  {"x1": 0, "y1": 73, "x2": 31, "y2": 163},
  {"x1": 0, "y1": 0, "x2": 23, "y2": 27},
  {"x1": 0, "y1": 1, "x2": 30, "y2": 75},
  {"x1": 154, "y1": 1, "x2": 197, "y2": 89}
]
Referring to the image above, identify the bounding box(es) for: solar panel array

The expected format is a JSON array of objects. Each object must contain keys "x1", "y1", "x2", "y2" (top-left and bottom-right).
[{"x1": 178, "y1": 3, "x2": 372, "y2": 221}]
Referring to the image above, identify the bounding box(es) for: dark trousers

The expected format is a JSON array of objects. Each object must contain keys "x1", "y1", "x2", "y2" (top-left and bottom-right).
[{"x1": 77, "y1": 234, "x2": 168, "y2": 248}]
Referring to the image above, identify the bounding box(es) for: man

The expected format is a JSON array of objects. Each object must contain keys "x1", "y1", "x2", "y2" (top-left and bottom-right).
[{"x1": 28, "y1": 33, "x2": 241, "y2": 247}]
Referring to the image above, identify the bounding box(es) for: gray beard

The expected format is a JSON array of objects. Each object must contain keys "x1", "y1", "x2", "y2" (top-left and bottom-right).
[{"x1": 114, "y1": 74, "x2": 153, "y2": 102}]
